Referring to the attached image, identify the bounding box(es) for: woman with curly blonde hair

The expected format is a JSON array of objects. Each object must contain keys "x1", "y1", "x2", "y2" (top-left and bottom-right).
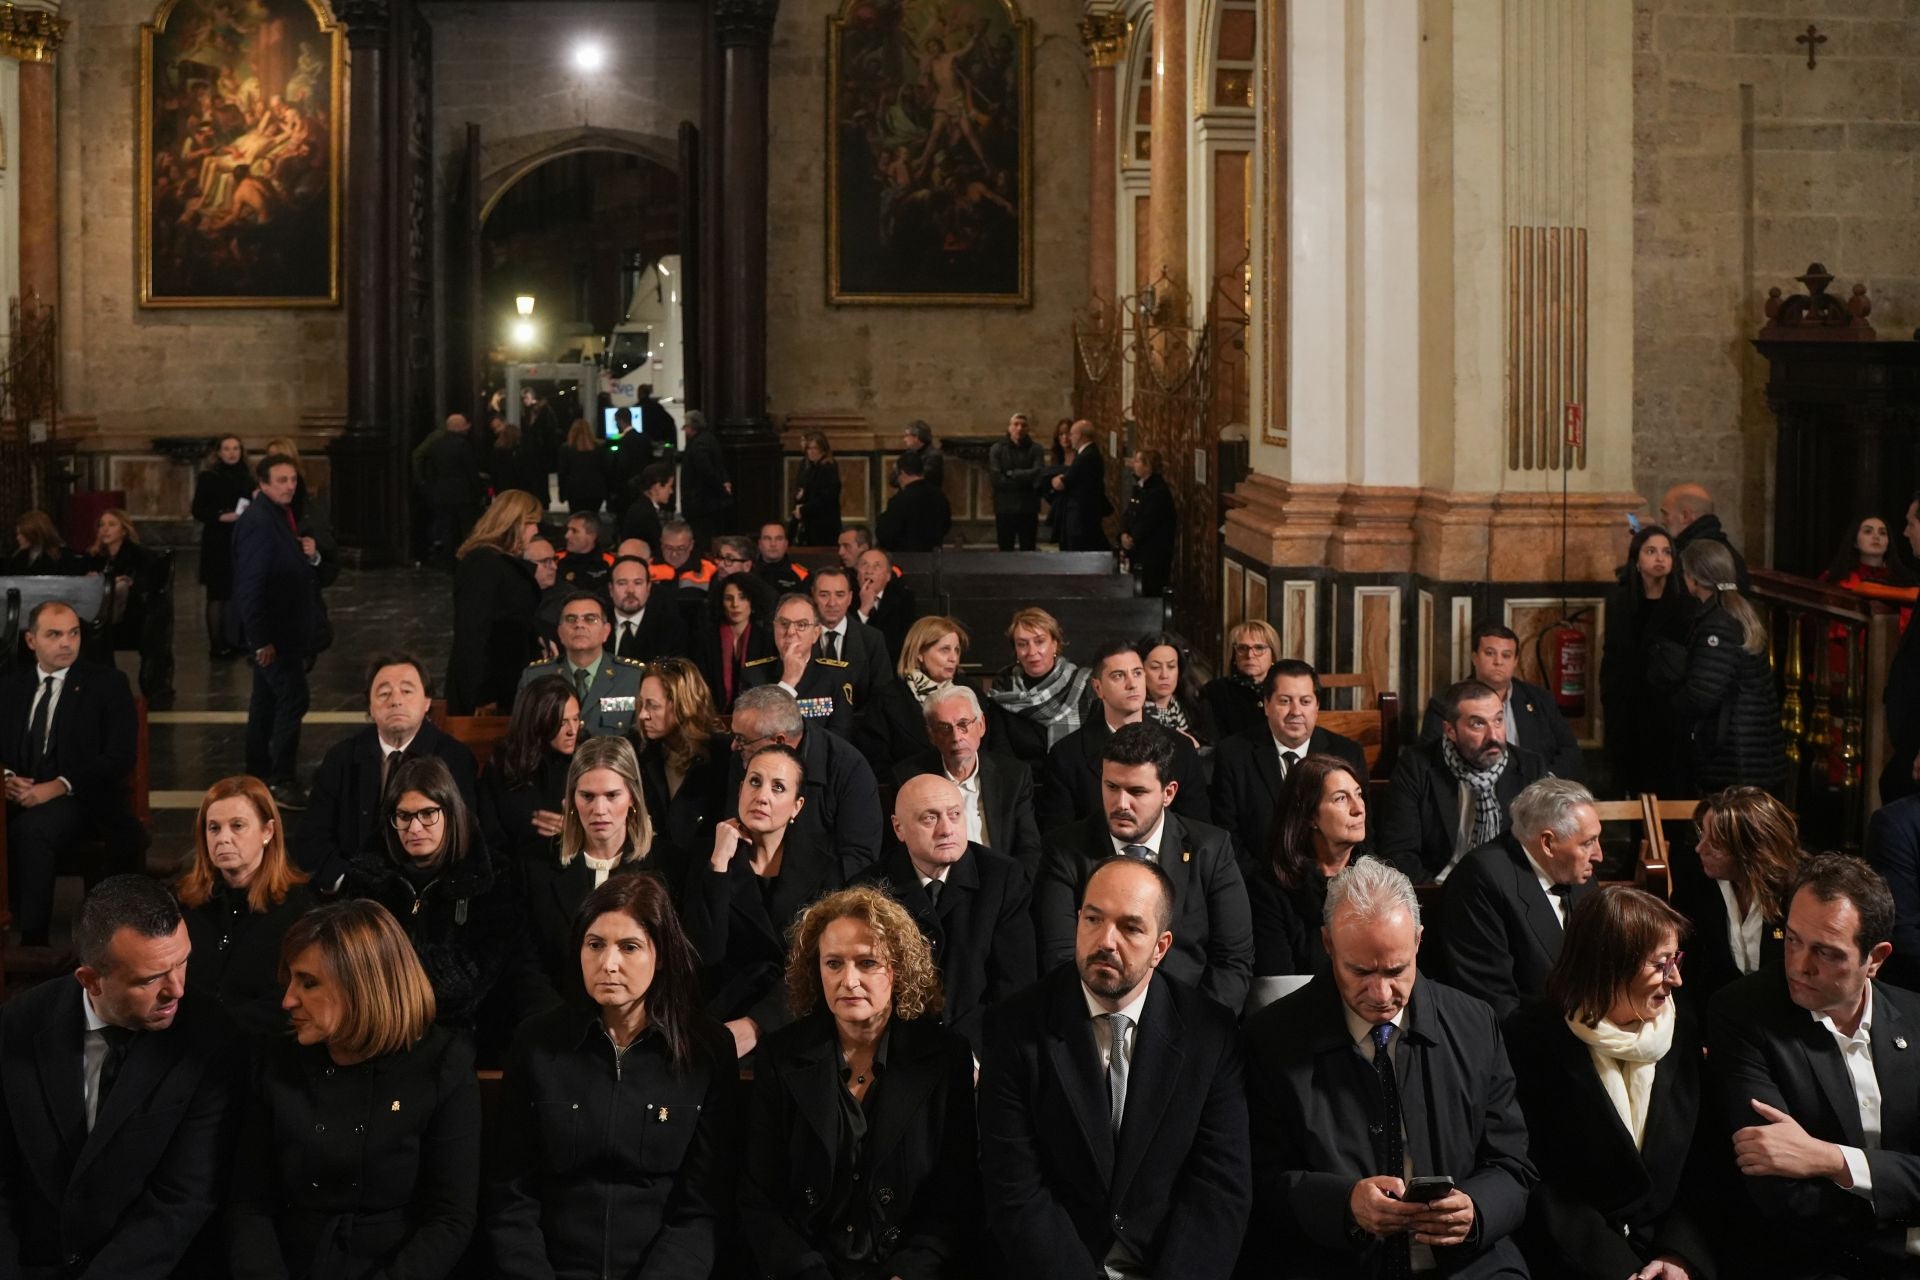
[{"x1": 742, "y1": 884, "x2": 977, "y2": 1277}]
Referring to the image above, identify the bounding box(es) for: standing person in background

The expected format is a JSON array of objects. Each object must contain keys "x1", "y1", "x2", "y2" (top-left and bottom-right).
[
  {"x1": 192, "y1": 433, "x2": 253, "y2": 658},
  {"x1": 445, "y1": 490, "x2": 547, "y2": 715},
  {"x1": 1121, "y1": 449, "x2": 1177, "y2": 597},
  {"x1": 90, "y1": 508, "x2": 176, "y2": 709},
  {"x1": 556, "y1": 417, "x2": 610, "y2": 517},
  {"x1": 791, "y1": 430, "x2": 843, "y2": 545},
  {"x1": 521, "y1": 386, "x2": 561, "y2": 503},
  {"x1": 679, "y1": 411, "x2": 734, "y2": 553},
  {"x1": 636, "y1": 382, "x2": 679, "y2": 458},
  {"x1": 412, "y1": 413, "x2": 485, "y2": 567},
  {"x1": 875, "y1": 448, "x2": 952, "y2": 552},
  {"x1": 890, "y1": 419, "x2": 946, "y2": 491},
  {"x1": 1041, "y1": 418, "x2": 1073, "y2": 544},
  {"x1": 484, "y1": 417, "x2": 542, "y2": 500},
  {"x1": 989, "y1": 412, "x2": 1046, "y2": 550},
  {"x1": 1660, "y1": 482, "x2": 1751, "y2": 595},
  {"x1": 605, "y1": 405, "x2": 652, "y2": 506},
  {"x1": 1051, "y1": 419, "x2": 1112, "y2": 551},
  {"x1": 1602, "y1": 523, "x2": 1691, "y2": 799}
]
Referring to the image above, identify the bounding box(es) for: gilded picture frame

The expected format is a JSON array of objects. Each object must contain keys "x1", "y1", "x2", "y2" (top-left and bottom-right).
[
  {"x1": 827, "y1": 0, "x2": 1034, "y2": 307},
  {"x1": 138, "y1": 0, "x2": 343, "y2": 308}
]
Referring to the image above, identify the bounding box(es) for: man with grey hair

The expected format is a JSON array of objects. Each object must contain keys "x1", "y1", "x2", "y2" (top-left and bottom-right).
[
  {"x1": 1242, "y1": 857, "x2": 1536, "y2": 1277},
  {"x1": 727, "y1": 684, "x2": 882, "y2": 877},
  {"x1": 891, "y1": 683, "x2": 1043, "y2": 872},
  {"x1": 1439, "y1": 775, "x2": 1603, "y2": 1021},
  {"x1": 740, "y1": 593, "x2": 854, "y2": 737}
]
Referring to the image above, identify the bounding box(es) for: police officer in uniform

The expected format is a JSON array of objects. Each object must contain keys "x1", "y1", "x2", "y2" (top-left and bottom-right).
[
  {"x1": 516, "y1": 589, "x2": 644, "y2": 736},
  {"x1": 751, "y1": 522, "x2": 812, "y2": 594},
  {"x1": 741, "y1": 594, "x2": 856, "y2": 739}
]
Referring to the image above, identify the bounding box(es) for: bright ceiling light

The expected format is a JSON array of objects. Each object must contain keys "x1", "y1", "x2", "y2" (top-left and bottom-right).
[
  {"x1": 511, "y1": 319, "x2": 538, "y2": 347},
  {"x1": 515, "y1": 294, "x2": 535, "y2": 317},
  {"x1": 573, "y1": 40, "x2": 605, "y2": 72}
]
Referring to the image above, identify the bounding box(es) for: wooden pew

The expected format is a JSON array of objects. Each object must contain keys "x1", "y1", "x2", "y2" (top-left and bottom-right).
[
  {"x1": 428, "y1": 699, "x2": 511, "y2": 771},
  {"x1": 1317, "y1": 692, "x2": 1403, "y2": 782}
]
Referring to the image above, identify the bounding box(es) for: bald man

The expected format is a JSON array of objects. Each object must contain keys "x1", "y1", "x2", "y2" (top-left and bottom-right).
[
  {"x1": 865, "y1": 774, "x2": 1035, "y2": 1055},
  {"x1": 1660, "y1": 481, "x2": 1750, "y2": 593},
  {"x1": 1051, "y1": 418, "x2": 1113, "y2": 551}
]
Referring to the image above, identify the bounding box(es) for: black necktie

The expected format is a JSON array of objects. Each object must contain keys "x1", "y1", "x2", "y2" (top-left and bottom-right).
[
  {"x1": 822, "y1": 629, "x2": 840, "y2": 660},
  {"x1": 96, "y1": 1026, "x2": 135, "y2": 1117},
  {"x1": 1549, "y1": 882, "x2": 1573, "y2": 923},
  {"x1": 620, "y1": 621, "x2": 637, "y2": 656},
  {"x1": 24, "y1": 675, "x2": 52, "y2": 771},
  {"x1": 924, "y1": 878, "x2": 942, "y2": 908},
  {"x1": 1279, "y1": 750, "x2": 1298, "y2": 779},
  {"x1": 1370, "y1": 1023, "x2": 1411, "y2": 1279}
]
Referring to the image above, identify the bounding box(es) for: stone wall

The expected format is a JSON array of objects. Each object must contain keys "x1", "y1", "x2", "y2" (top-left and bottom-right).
[
  {"x1": 764, "y1": 0, "x2": 1090, "y2": 436},
  {"x1": 1634, "y1": 0, "x2": 1920, "y2": 558}
]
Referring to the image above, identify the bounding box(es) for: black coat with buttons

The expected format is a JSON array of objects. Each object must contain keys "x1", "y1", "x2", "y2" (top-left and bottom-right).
[
  {"x1": 226, "y1": 1025, "x2": 481, "y2": 1280},
  {"x1": 742, "y1": 1011, "x2": 978, "y2": 1280},
  {"x1": 182, "y1": 882, "x2": 318, "y2": 1039},
  {"x1": 486, "y1": 1005, "x2": 739, "y2": 1280}
]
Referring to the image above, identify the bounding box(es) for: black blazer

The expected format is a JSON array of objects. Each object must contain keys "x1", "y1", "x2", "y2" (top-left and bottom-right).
[
  {"x1": 743, "y1": 1012, "x2": 978, "y2": 1279},
  {"x1": 522, "y1": 851, "x2": 687, "y2": 1001},
  {"x1": 679, "y1": 430, "x2": 733, "y2": 522},
  {"x1": 0, "y1": 658, "x2": 136, "y2": 811},
  {"x1": 864, "y1": 842, "x2": 1037, "y2": 1055},
  {"x1": 1505, "y1": 997, "x2": 1717, "y2": 1280},
  {"x1": 1373, "y1": 739, "x2": 1550, "y2": 882},
  {"x1": 182, "y1": 883, "x2": 318, "y2": 1039},
  {"x1": 725, "y1": 726, "x2": 885, "y2": 882},
  {"x1": 1199, "y1": 675, "x2": 1264, "y2": 742},
  {"x1": 1708, "y1": 966, "x2": 1920, "y2": 1276},
  {"x1": 1241, "y1": 976, "x2": 1536, "y2": 1279},
  {"x1": 609, "y1": 602, "x2": 690, "y2": 664},
  {"x1": 301, "y1": 721, "x2": 480, "y2": 888},
  {"x1": 1207, "y1": 724, "x2": 1370, "y2": 861},
  {"x1": 858, "y1": 677, "x2": 938, "y2": 776},
  {"x1": 692, "y1": 620, "x2": 774, "y2": 714},
  {"x1": 1867, "y1": 795, "x2": 1920, "y2": 991},
  {"x1": 616, "y1": 494, "x2": 672, "y2": 553},
  {"x1": 859, "y1": 583, "x2": 918, "y2": 667},
  {"x1": 741, "y1": 653, "x2": 857, "y2": 740},
  {"x1": 1882, "y1": 606, "x2": 1920, "y2": 804},
  {"x1": 1672, "y1": 871, "x2": 1786, "y2": 1002},
  {"x1": 875, "y1": 481, "x2": 952, "y2": 553},
  {"x1": 1241, "y1": 849, "x2": 1422, "y2": 980},
  {"x1": 636, "y1": 734, "x2": 732, "y2": 865},
  {"x1": 680, "y1": 827, "x2": 844, "y2": 1037},
  {"x1": 891, "y1": 750, "x2": 1044, "y2": 874},
  {"x1": 445, "y1": 545, "x2": 542, "y2": 714},
  {"x1": 1034, "y1": 812, "x2": 1254, "y2": 1012},
  {"x1": 1122, "y1": 471, "x2": 1176, "y2": 571},
  {"x1": 1437, "y1": 833, "x2": 1593, "y2": 1020},
  {"x1": 0, "y1": 978, "x2": 238, "y2": 1279},
  {"x1": 978, "y1": 965, "x2": 1251, "y2": 1277},
  {"x1": 477, "y1": 749, "x2": 571, "y2": 868},
  {"x1": 1055, "y1": 445, "x2": 1112, "y2": 550},
  {"x1": 488, "y1": 1007, "x2": 736, "y2": 1280},
  {"x1": 1420, "y1": 678, "x2": 1585, "y2": 781},
  {"x1": 556, "y1": 445, "x2": 609, "y2": 512},
  {"x1": 1039, "y1": 715, "x2": 1213, "y2": 832},
  {"x1": 227, "y1": 1027, "x2": 479, "y2": 1280},
  {"x1": 816, "y1": 617, "x2": 891, "y2": 712},
  {"x1": 229, "y1": 493, "x2": 327, "y2": 655},
  {"x1": 792, "y1": 457, "x2": 843, "y2": 545}
]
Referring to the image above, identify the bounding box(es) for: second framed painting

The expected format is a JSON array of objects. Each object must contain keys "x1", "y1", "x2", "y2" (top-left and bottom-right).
[{"x1": 827, "y1": 0, "x2": 1033, "y2": 306}]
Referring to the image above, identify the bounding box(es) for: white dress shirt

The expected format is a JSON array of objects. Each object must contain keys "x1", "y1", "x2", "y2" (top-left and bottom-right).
[
  {"x1": 1719, "y1": 880, "x2": 1765, "y2": 975},
  {"x1": 1521, "y1": 846, "x2": 1567, "y2": 928},
  {"x1": 1816, "y1": 987, "x2": 1920, "y2": 1255},
  {"x1": 1272, "y1": 734, "x2": 1310, "y2": 779},
  {"x1": 1498, "y1": 687, "x2": 1522, "y2": 752},
  {"x1": 945, "y1": 762, "x2": 987, "y2": 845},
  {"x1": 615, "y1": 610, "x2": 646, "y2": 648},
  {"x1": 1108, "y1": 814, "x2": 1168, "y2": 860},
  {"x1": 82, "y1": 992, "x2": 113, "y2": 1131}
]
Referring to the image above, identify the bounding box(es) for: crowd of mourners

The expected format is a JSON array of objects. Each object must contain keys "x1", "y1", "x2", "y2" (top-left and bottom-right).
[{"x1": 9, "y1": 447, "x2": 1920, "y2": 1280}]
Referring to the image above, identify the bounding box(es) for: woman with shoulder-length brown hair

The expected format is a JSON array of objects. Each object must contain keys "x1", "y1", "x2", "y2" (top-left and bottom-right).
[
  {"x1": 89, "y1": 506, "x2": 176, "y2": 706},
  {"x1": 446, "y1": 489, "x2": 547, "y2": 714},
  {"x1": 1504, "y1": 886, "x2": 1713, "y2": 1280},
  {"x1": 742, "y1": 884, "x2": 978, "y2": 1279},
  {"x1": 792, "y1": 429, "x2": 843, "y2": 545},
  {"x1": 557, "y1": 417, "x2": 610, "y2": 516},
  {"x1": 227, "y1": 899, "x2": 481, "y2": 1280},
  {"x1": 5, "y1": 509, "x2": 88, "y2": 575},
  {"x1": 1677, "y1": 785, "x2": 1802, "y2": 1000},
  {"x1": 175, "y1": 775, "x2": 315, "y2": 1036},
  {"x1": 631, "y1": 655, "x2": 732, "y2": 858},
  {"x1": 858, "y1": 613, "x2": 974, "y2": 772}
]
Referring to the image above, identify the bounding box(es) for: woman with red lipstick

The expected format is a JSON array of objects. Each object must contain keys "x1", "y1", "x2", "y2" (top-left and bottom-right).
[
  {"x1": 1505, "y1": 887, "x2": 1714, "y2": 1280},
  {"x1": 742, "y1": 884, "x2": 977, "y2": 1279}
]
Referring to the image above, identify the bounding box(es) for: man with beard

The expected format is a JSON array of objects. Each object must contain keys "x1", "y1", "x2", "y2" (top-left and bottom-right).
[
  {"x1": 1374, "y1": 679, "x2": 1549, "y2": 883},
  {"x1": 978, "y1": 854, "x2": 1250, "y2": 1278}
]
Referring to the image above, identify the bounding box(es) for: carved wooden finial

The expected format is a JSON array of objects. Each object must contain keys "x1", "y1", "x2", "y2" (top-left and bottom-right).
[{"x1": 1759, "y1": 262, "x2": 1874, "y2": 341}]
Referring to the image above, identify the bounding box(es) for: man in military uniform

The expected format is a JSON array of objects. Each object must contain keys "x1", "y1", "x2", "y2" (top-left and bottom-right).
[
  {"x1": 810, "y1": 564, "x2": 890, "y2": 710},
  {"x1": 741, "y1": 593, "x2": 855, "y2": 739},
  {"x1": 517, "y1": 589, "x2": 643, "y2": 736},
  {"x1": 752, "y1": 521, "x2": 812, "y2": 593}
]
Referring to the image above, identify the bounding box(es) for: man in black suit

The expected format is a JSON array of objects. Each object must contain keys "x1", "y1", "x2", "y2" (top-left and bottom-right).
[
  {"x1": 1050, "y1": 419, "x2": 1112, "y2": 551},
  {"x1": 616, "y1": 462, "x2": 677, "y2": 552},
  {"x1": 1242, "y1": 857, "x2": 1536, "y2": 1278},
  {"x1": 301, "y1": 652, "x2": 479, "y2": 892},
  {"x1": 231, "y1": 452, "x2": 329, "y2": 807},
  {"x1": 1438, "y1": 776, "x2": 1602, "y2": 1018},
  {"x1": 1420, "y1": 621, "x2": 1584, "y2": 780},
  {"x1": 739, "y1": 594, "x2": 856, "y2": 739},
  {"x1": 979, "y1": 855, "x2": 1251, "y2": 1277},
  {"x1": 1375, "y1": 679, "x2": 1549, "y2": 883},
  {"x1": 1209, "y1": 659, "x2": 1370, "y2": 861},
  {"x1": 874, "y1": 448, "x2": 951, "y2": 552},
  {"x1": 605, "y1": 554, "x2": 689, "y2": 664},
  {"x1": 412, "y1": 412, "x2": 484, "y2": 565},
  {"x1": 0, "y1": 875, "x2": 236, "y2": 1278},
  {"x1": 605, "y1": 405, "x2": 652, "y2": 503},
  {"x1": 636, "y1": 383, "x2": 678, "y2": 457},
  {"x1": 892, "y1": 685, "x2": 1043, "y2": 873},
  {"x1": 728, "y1": 686, "x2": 882, "y2": 879},
  {"x1": 0, "y1": 601, "x2": 139, "y2": 948},
  {"x1": 1120, "y1": 449, "x2": 1177, "y2": 597},
  {"x1": 1040, "y1": 640, "x2": 1210, "y2": 831},
  {"x1": 678, "y1": 410, "x2": 733, "y2": 553},
  {"x1": 1661, "y1": 481, "x2": 1751, "y2": 594},
  {"x1": 1878, "y1": 492, "x2": 1920, "y2": 804},
  {"x1": 855, "y1": 548, "x2": 916, "y2": 667},
  {"x1": 810, "y1": 565, "x2": 890, "y2": 711},
  {"x1": 1710, "y1": 854, "x2": 1920, "y2": 1278},
  {"x1": 1035, "y1": 722, "x2": 1252, "y2": 1011},
  {"x1": 868, "y1": 774, "x2": 1035, "y2": 1056}
]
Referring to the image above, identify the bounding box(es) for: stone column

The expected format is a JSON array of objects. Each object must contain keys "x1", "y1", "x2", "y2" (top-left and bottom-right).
[
  {"x1": 1080, "y1": 13, "x2": 1128, "y2": 306},
  {"x1": 3, "y1": 3, "x2": 66, "y2": 311},
  {"x1": 711, "y1": 0, "x2": 781, "y2": 530},
  {"x1": 1146, "y1": 0, "x2": 1187, "y2": 318}
]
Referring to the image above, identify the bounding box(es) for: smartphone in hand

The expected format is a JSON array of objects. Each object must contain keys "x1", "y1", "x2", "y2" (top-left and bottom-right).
[{"x1": 1401, "y1": 1175, "x2": 1456, "y2": 1204}]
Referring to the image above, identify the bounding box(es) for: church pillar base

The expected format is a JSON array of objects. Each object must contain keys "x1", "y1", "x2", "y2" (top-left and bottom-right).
[
  {"x1": 717, "y1": 417, "x2": 783, "y2": 535},
  {"x1": 326, "y1": 433, "x2": 409, "y2": 568}
]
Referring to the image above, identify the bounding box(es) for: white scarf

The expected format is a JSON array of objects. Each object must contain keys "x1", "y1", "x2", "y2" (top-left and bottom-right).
[{"x1": 1564, "y1": 1001, "x2": 1674, "y2": 1150}]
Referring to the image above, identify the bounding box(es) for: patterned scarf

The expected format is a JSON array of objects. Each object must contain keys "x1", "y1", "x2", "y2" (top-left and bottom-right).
[
  {"x1": 989, "y1": 658, "x2": 1092, "y2": 747},
  {"x1": 1146, "y1": 697, "x2": 1191, "y2": 735},
  {"x1": 1441, "y1": 736, "x2": 1510, "y2": 853},
  {"x1": 906, "y1": 669, "x2": 950, "y2": 704}
]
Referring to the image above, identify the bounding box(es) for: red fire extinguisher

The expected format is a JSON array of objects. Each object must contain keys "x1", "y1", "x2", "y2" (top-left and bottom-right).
[{"x1": 1543, "y1": 622, "x2": 1588, "y2": 717}]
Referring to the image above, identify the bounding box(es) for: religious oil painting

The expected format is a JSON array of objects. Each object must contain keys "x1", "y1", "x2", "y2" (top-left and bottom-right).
[
  {"x1": 828, "y1": 0, "x2": 1033, "y2": 306},
  {"x1": 139, "y1": 0, "x2": 342, "y2": 307}
]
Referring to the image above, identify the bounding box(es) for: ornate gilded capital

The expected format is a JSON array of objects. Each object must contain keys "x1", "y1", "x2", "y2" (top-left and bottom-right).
[
  {"x1": 714, "y1": 0, "x2": 778, "y2": 49},
  {"x1": 0, "y1": 4, "x2": 69, "y2": 63},
  {"x1": 1079, "y1": 12, "x2": 1129, "y2": 68},
  {"x1": 332, "y1": 0, "x2": 389, "y2": 41}
]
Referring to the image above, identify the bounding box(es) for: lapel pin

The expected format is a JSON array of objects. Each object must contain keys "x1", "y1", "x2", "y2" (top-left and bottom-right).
[
  {"x1": 657, "y1": 1106, "x2": 670, "y2": 1121},
  {"x1": 1526, "y1": 703, "x2": 1535, "y2": 714},
  {"x1": 1182, "y1": 849, "x2": 1191, "y2": 863},
  {"x1": 1896, "y1": 1037, "x2": 1909, "y2": 1051},
  {"x1": 390, "y1": 1100, "x2": 401, "y2": 1112}
]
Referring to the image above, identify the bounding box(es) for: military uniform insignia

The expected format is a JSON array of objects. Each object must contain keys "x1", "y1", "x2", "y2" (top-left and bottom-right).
[
  {"x1": 743, "y1": 656, "x2": 778, "y2": 668},
  {"x1": 816, "y1": 658, "x2": 849, "y2": 668},
  {"x1": 843, "y1": 683, "x2": 855, "y2": 705},
  {"x1": 796, "y1": 696, "x2": 835, "y2": 720},
  {"x1": 600, "y1": 696, "x2": 636, "y2": 713}
]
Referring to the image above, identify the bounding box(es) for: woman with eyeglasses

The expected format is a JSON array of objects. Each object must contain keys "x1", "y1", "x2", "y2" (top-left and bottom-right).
[
  {"x1": 1201, "y1": 619, "x2": 1281, "y2": 740},
  {"x1": 478, "y1": 674, "x2": 582, "y2": 867},
  {"x1": 1505, "y1": 886, "x2": 1712, "y2": 1280}
]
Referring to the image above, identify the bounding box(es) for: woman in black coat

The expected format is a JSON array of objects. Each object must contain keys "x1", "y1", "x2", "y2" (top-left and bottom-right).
[
  {"x1": 1120, "y1": 450, "x2": 1177, "y2": 598},
  {"x1": 792, "y1": 430, "x2": 844, "y2": 545},
  {"x1": 5, "y1": 510, "x2": 89, "y2": 576},
  {"x1": 1505, "y1": 886, "x2": 1716, "y2": 1280},
  {"x1": 89, "y1": 508, "x2": 175, "y2": 706},
  {"x1": 857, "y1": 615, "x2": 971, "y2": 775},
  {"x1": 631, "y1": 657, "x2": 732, "y2": 859},
  {"x1": 1200, "y1": 619, "x2": 1280, "y2": 741},
  {"x1": 681, "y1": 743, "x2": 845, "y2": 1060},
  {"x1": 488, "y1": 874, "x2": 737, "y2": 1279},
  {"x1": 174, "y1": 775, "x2": 315, "y2": 1038},
  {"x1": 1647, "y1": 540, "x2": 1788, "y2": 793},
  {"x1": 445, "y1": 490, "x2": 546, "y2": 715},
  {"x1": 191, "y1": 434, "x2": 254, "y2": 658},
  {"x1": 1140, "y1": 630, "x2": 1220, "y2": 751},
  {"x1": 743, "y1": 884, "x2": 978, "y2": 1279},
  {"x1": 556, "y1": 418, "x2": 610, "y2": 515},
  {"x1": 1601, "y1": 524, "x2": 1691, "y2": 798},
  {"x1": 1674, "y1": 786, "x2": 1797, "y2": 1002},
  {"x1": 228, "y1": 899, "x2": 480, "y2": 1280},
  {"x1": 693, "y1": 576, "x2": 774, "y2": 714},
  {"x1": 478, "y1": 674, "x2": 580, "y2": 867}
]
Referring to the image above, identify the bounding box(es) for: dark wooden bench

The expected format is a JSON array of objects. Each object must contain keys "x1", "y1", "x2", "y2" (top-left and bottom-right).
[{"x1": 428, "y1": 700, "x2": 512, "y2": 771}]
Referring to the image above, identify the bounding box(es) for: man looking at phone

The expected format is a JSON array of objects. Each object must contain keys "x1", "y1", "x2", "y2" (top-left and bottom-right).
[{"x1": 1240, "y1": 857, "x2": 1537, "y2": 1277}]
